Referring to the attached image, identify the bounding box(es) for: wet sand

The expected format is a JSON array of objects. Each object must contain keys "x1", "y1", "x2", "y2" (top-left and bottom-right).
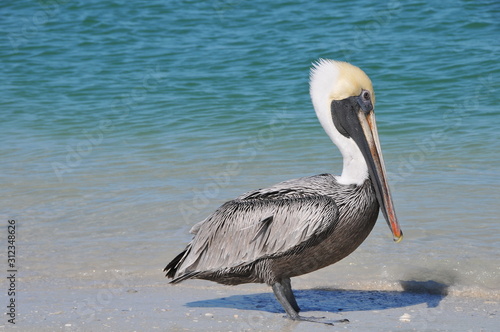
[{"x1": 9, "y1": 272, "x2": 498, "y2": 331}]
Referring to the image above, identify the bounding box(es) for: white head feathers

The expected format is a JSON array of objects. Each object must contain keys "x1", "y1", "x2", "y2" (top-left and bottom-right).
[{"x1": 309, "y1": 59, "x2": 375, "y2": 185}]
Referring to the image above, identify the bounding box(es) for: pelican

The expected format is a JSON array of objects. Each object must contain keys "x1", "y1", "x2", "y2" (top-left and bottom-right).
[{"x1": 164, "y1": 59, "x2": 403, "y2": 324}]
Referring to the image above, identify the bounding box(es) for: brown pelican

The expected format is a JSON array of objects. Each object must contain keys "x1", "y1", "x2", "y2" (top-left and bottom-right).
[{"x1": 164, "y1": 59, "x2": 403, "y2": 324}]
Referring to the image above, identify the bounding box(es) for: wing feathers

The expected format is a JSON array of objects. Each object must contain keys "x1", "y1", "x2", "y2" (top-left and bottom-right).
[
  {"x1": 250, "y1": 215, "x2": 273, "y2": 244},
  {"x1": 175, "y1": 196, "x2": 338, "y2": 277}
]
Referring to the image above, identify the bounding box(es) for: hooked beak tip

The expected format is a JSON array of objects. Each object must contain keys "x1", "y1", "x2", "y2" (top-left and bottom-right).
[{"x1": 393, "y1": 230, "x2": 403, "y2": 243}]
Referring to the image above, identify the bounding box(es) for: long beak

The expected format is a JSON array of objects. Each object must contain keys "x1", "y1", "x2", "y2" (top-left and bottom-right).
[{"x1": 355, "y1": 111, "x2": 403, "y2": 242}]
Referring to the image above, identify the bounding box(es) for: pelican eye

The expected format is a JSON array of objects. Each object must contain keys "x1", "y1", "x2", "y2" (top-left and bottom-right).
[
  {"x1": 362, "y1": 90, "x2": 370, "y2": 101},
  {"x1": 356, "y1": 90, "x2": 373, "y2": 113}
]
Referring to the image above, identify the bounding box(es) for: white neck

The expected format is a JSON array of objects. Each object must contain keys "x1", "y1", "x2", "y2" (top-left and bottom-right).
[
  {"x1": 310, "y1": 60, "x2": 368, "y2": 186},
  {"x1": 314, "y1": 99, "x2": 369, "y2": 186},
  {"x1": 337, "y1": 140, "x2": 369, "y2": 186}
]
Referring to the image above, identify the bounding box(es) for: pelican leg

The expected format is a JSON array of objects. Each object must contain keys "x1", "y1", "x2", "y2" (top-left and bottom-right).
[
  {"x1": 281, "y1": 278, "x2": 300, "y2": 313},
  {"x1": 272, "y1": 279, "x2": 347, "y2": 326},
  {"x1": 272, "y1": 280, "x2": 301, "y2": 319}
]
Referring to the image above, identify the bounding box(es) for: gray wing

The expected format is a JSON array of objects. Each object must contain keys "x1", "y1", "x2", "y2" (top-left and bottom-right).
[
  {"x1": 175, "y1": 195, "x2": 339, "y2": 277},
  {"x1": 238, "y1": 173, "x2": 337, "y2": 199},
  {"x1": 188, "y1": 173, "x2": 338, "y2": 235}
]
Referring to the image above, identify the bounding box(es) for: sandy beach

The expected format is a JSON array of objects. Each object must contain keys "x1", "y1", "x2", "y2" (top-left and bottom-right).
[{"x1": 6, "y1": 272, "x2": 497, "y2": 332}]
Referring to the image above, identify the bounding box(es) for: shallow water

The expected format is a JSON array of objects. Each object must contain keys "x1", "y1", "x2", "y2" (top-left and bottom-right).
[{"x1": 1, "y1": 1, "x2": 499, "y2": 299}]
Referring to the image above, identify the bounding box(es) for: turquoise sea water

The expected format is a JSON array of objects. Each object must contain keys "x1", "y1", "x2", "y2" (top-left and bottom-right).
[{"x1": 1, "y1": 1, "x2": 499, "y2": 299}]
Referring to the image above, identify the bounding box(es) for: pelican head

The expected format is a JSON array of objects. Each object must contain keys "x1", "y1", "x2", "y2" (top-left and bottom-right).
[{"x1": 310, "y1": 59, "x2": 403, "y2": 242}]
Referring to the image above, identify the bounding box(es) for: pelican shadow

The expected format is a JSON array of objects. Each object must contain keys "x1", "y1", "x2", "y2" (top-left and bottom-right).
[{"x1": 186, "y1": 280, "x2": 449, "y2": 314}]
